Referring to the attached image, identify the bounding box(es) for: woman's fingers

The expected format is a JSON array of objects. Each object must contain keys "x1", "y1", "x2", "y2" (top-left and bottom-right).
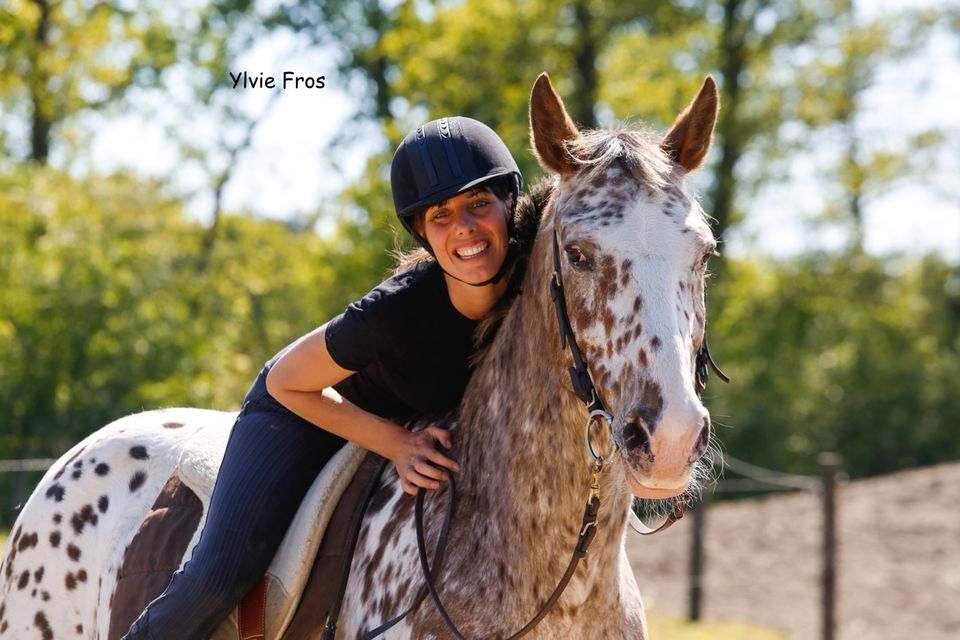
[
  {"x1": 403, "y1": 467, "x2": 442, "y2": 491},
  {"x1": 418, "y1": 428, "x2": 460, "y2": 473},
  {"x1": 424, "y1": 425, "x2": 453, "y2": 450},
  {"x1": 393, "y1": 426, "x2": 459, "y2": 494},
  {"x1": 414, "y1": 459, "x2": 448, "y2": 482},
  {"x1": 424, "y1": 448, "x2": 461, "y2": 474},
  {"x1": 399, "y1": 477, "x2": 418, "y2": 496}
]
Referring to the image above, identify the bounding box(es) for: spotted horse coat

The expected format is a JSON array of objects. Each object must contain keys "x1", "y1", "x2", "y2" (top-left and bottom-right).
[
  {"x1": 0, "y1": 73, "x2": 722, "y2": 639},
  {"x1": 0, "y1": 408, "x2": 235, "y2": 639}
]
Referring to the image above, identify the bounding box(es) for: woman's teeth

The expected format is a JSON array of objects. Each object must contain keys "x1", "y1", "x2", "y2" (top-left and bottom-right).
[{"x1": 456, "y1": 241, "x2": 488, "y2": 259}]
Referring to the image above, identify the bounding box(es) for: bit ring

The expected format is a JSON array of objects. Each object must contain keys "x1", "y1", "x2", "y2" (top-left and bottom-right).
[{"x1": 584, "y1": 409, "x2": 614, "y2": 463}]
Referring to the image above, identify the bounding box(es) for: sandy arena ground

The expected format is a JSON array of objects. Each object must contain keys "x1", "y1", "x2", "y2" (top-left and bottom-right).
[{"x1": 627, "y1": 461, "x2": 960, "y2": 640}]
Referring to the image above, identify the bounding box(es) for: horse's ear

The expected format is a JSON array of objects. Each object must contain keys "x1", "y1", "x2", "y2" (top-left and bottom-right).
[
  {"x1": 529, "y1": 73, "x2": 580, "y2": 176},
  {"x1": 661, "y1": 76, "x2": 720, "y2": 172}
]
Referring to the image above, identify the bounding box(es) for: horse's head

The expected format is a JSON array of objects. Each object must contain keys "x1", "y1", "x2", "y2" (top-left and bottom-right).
[{"x1": 529, "y1": 73, "x2": 719, "y2": 499}]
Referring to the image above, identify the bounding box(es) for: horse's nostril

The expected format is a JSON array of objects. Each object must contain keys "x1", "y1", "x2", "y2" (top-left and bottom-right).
[
  {"x1": 622, "y1": 420, "x2": 652, "y2": 455},
  {"x1": 693, "y1": 419, "x2": 710, "y2": 456}
]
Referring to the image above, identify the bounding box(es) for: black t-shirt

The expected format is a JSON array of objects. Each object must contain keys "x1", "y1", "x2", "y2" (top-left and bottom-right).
[{"x1": 318, "y1": 261, "x2": 479, "y2": 420}]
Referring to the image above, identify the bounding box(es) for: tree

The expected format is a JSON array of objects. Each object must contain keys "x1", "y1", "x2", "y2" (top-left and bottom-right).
[
  {"x1": 707, "y1": 250, "x2": 960, "y2": 478},
  {"x1": 0, "y1": 0, "x2": 182, "y2": 163}
]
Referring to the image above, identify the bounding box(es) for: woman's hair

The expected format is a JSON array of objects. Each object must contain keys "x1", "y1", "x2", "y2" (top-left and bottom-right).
[{"x1": 392, "y1": 175, "x2": 517, "y2": 272}]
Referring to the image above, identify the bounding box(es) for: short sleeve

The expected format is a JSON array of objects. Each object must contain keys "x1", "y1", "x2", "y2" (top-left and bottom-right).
[
  {"x1": 324, "y1": 289, "x2": 390, "y2": 372},
  {"x1": 323, "y1": 263, "x2": 432, "y2": 372}
]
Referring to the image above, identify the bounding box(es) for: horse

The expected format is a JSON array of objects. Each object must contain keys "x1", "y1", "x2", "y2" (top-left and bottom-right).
[{"x1": 0, "y1": 72, "x2": 720, "y2": 639}]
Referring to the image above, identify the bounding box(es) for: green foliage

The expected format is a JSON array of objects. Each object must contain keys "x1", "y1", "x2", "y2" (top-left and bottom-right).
[
  {"x1": 0, "y1": 167, "x2": 392, "y2": 461},
  {"x1": 0, "y1": 0, "x2": 179, "y2": 161},
  {"x1": 0, "y1": 0, "x2": 266, "y2": 164},
  {"x1": 0, "y1": 0, "x2": 957, "y2": 532},
  {"x1": 707, "y1": 252, "x2": 960, "y2": 478}
]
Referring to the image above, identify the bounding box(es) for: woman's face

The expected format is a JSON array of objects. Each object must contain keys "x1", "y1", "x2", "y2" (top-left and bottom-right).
[{"x1": 418, "y1": 188, "x2": 512, "y2": 285}]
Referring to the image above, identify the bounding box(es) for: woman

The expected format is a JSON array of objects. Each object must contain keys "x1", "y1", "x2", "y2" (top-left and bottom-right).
[{"x1": 123, "y1": 116, "x2": 522, "y2": 639}]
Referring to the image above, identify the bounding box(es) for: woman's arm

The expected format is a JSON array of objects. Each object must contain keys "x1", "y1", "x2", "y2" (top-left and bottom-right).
[{"x1": 265, "y1": 324, "x2": 460, "y2": 495}]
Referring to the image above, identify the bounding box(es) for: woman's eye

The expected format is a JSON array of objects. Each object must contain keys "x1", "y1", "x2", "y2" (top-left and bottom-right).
[
  {"x1": 473, "y1": 199, "x2": 490, "y2": 208},
  {"x1": 565, "y1": 245, "x2": 591, "y2": 270}
]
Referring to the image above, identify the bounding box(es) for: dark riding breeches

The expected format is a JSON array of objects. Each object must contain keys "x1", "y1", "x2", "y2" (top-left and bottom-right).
[{"x1": 122, "y1": 370, "x2": 346, "y2": 640}]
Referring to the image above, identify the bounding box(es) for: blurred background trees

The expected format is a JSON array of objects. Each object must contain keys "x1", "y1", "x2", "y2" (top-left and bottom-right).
[{"x1": 1, "y1": 0, "x2": 958, "y2": 526}]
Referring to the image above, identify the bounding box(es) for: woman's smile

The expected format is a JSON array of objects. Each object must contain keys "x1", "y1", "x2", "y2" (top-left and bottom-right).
[{"x1": 454, "y1": 239, "x2": 490, "y2": 260}]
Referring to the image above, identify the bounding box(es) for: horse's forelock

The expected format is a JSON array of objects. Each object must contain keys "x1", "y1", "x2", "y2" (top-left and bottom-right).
[{"x1": 563, "y1": 127, "x2": 672, "y2": 193}]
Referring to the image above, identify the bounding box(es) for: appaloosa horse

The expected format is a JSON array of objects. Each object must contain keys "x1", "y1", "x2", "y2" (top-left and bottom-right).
[{"x1": 0, "y1": 73, "x2": 720, "y2": 639}]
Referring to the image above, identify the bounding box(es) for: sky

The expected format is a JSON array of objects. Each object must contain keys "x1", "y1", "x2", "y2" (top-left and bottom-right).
[{"x1": 83, "y1": 0, "x2": 960, "y2": 262}]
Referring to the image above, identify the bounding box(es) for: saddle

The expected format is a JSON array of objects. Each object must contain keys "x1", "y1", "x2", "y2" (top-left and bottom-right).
[{"x1": 106, "y1": 422, "x2": 381, "y2": 640}]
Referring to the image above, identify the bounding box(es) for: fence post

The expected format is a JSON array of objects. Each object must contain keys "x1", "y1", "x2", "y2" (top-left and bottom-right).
[
  {"x1": 688, "y1": 494, "x2": 708, "y2": 621},
  {"x1": 818, "y1": 452, "x2": 841, "y2": 640}
]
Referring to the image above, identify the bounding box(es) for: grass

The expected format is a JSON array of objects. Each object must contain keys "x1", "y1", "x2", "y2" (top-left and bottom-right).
[{"x1": 647, "y1": 611, "x2": 786, "y2": 639}]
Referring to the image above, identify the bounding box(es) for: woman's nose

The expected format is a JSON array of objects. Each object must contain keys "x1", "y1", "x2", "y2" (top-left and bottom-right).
[{"x1": 453, "y1": 209, "x2": 478, "y2": 234}]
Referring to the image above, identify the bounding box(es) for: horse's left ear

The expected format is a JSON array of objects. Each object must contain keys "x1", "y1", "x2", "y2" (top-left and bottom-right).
[
  {"x1": 529, "y1": 72, "x2": 580, "y2": 176},
  {"x1": 661, "y1": 76, "x2": 720, "y2": 172}
]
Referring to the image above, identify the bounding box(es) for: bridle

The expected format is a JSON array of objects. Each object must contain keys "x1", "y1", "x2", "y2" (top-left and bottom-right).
[
  {"x1": 548, "y1": 209, "x2": 727, "y2": 536},
  {"x1": 411, "y1": 198, "x2": 729, "y2": 638},
  {"x1": 326, "y1": 192, "x2": 729, "y2": 640}
]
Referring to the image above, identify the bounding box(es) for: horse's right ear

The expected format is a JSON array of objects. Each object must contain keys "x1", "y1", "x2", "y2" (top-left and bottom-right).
[
  {"x1": 529, "y1": 73, "x2": 580, "y2": 176},
  {"x1": 660, "y1": 76, "x2": 719, "y2": 172}
]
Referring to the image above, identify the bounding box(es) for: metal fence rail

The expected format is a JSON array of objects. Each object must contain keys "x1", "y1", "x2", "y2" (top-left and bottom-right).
[{"x1": 0, "y1": 459, "x2": 56, "y2": 473}]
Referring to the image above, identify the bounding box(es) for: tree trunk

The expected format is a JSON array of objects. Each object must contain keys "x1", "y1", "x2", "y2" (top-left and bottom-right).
[
  {"x1": 363, "y1": 0, "x2": 393, "y2": 123},
  {"x1": 709, "y1": 0, "x2": 747, "y2": 242},
  {"x1": 29, "y1": 0, "x2": 52, "y2": 164},
  {"x1": 571, "y1": 0, "x2": 599, "y2": 128}
]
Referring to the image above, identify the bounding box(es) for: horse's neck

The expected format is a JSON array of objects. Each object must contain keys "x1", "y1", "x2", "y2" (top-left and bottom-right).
[{"x1": 453, "y1": 227, "x2": 633, "y2": 610}]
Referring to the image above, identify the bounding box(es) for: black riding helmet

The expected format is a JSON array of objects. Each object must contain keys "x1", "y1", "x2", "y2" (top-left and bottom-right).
[{"x1": 391, "y1": 117, "x2": 523, "y2": 287}]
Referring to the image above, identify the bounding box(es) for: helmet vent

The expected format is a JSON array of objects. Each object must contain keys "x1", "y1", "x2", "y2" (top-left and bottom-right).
[
  {"x1": 414, "y1": 125, "x2": 440, "y2": 187},
  {"x1": 438, "y1": 118, "x2": 464, "y2": 178}
]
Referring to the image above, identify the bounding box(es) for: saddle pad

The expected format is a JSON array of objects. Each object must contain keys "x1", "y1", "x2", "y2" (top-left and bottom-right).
[
  {"x1": 256, "y1": 442, "x2": 367, "y2": 637},
  {"x1": 107, "y1": 472, "x2": 204, "y2": 640},
  {"x1": 174, "y1": 421, "x2": 367, "y2": 638},
  {"x1": 108, "y1": 419, "x2": 368, "y2": 639},
  {"x1": 280, "y1": 452, "x2": 385, "y2": 639}
]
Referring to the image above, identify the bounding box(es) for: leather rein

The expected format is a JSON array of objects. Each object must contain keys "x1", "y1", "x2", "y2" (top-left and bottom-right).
[{"x1": 325, "y1": 208, "x2": 729, "y2": 639}]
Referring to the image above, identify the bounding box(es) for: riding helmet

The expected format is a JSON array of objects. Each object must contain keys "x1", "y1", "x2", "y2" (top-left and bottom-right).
[{"x1": 391, "y1": 116, "x2": 522, "y2": 248}]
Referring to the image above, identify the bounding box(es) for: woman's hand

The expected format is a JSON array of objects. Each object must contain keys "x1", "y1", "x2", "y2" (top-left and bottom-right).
[{"x1": 393, "y1": 426, "x2": 461, "y2": 495}]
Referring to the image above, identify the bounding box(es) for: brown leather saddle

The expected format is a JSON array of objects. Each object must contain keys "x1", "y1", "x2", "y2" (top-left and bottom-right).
[{"x1": 107, "y1": 453, "x2": 384, "y2": 640}]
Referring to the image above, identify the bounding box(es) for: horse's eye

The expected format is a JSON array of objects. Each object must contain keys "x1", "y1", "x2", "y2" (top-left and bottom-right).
[
  {"x1": 699, "y1": 249, "x2": 718, "y2": 269},
  {"x1": 564, "y1": 245, "x2": 591, "y2": 270}
]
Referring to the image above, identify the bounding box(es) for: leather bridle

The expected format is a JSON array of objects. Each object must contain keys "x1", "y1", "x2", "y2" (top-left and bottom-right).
[
  {"x1": 402, "y1": 216, "x2": 729, "y2": 639},
  {"x1": 326, "y1": 200, "x2": 729, "y2": 640}
]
